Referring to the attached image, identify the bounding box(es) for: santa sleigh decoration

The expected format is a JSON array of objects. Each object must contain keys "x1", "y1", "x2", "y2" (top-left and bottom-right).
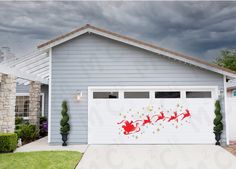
[
  {"x1": 117, "y1": 120, "x2": 140, "y2": 135},
  {"x1": 117, "y1": 109, "x2": 191, "y2": 135}
]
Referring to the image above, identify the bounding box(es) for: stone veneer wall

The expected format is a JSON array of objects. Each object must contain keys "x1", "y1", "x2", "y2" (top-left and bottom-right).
[
  {"x1": 0, "y1": 74, "x2": 16, "y2": 133},
  {"x1": 29, "y1": 81, "x2": 41, "y2": 126}
]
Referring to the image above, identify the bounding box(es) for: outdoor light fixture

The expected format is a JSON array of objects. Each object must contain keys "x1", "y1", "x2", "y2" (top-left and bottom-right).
[{"x1": 76, "y1": 90, "x2": 83, "y2": 101}]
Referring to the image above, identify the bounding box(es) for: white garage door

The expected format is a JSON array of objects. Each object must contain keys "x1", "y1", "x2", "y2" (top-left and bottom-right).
[{"x1": 88, "y1": 86, "x2": 218, "y2": 144}]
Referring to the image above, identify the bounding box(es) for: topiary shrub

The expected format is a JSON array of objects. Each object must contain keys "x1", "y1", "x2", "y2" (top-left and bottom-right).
[
  {"x1": 213, "y1": 100, "x2": 223, "y2": 133},
  {"x1": 0, "y1": 133, "x2": 18, "y2": 153},
  {"x1": 60, "y1": 101, "x2": 70, "y2": 134}
]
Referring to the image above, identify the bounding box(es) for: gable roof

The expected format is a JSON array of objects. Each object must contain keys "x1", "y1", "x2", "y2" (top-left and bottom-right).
[{"x1": 38, "y1": 24, "x2": 236, "y2": 79}]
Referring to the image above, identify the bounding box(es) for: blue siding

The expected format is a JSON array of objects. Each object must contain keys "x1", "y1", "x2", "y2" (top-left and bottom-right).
[
  {"x1": 16, "y1": 84, "x2": 29, "y2": 93},
  {"x1": 51, "y1": 33, "x2": 225, "y2": 144}
]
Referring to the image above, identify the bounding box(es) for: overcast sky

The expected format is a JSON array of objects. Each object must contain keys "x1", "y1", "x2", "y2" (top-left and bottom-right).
[{"x1": 0, "y1": 1, "x2": 236, "y2": 61}]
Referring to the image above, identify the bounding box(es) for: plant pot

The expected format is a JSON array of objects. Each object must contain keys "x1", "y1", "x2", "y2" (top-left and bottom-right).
[
  {"x1": 61, "y1": 133, "x2": 68, "y2": 146},
  {"x1": 214, "y1": 132, "x2": 222, "y2": 146}
]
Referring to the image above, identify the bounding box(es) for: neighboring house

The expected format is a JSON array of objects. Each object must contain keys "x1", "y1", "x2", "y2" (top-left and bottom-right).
[
  {"x1": 0, "y1": 47, "x2": 15, "y2": 62},
  {"x1": 227, "y1": 79, "x2": 236, "y2": 97},
  {"x1": 1, "y1": 25, "x2": 236, "y2": 145},
  {"x1": 227, "y1": 79, "x2": 236, "y2": 143},
  {"x1": 15, "y1": 84, "x2": 49, "y2": 120}
]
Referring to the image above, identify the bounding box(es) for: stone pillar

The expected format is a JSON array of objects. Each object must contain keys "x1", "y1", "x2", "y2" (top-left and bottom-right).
[
  {"x1": 29, "y1": 81, "x2": 41, "y2": 126},
  {"x1": 0, "y1": 74, "x2": 16, "y2": 133}
]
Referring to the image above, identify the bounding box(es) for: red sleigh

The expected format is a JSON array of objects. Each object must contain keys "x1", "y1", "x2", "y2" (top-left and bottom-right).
[{"x1": 118, "y1": 120, "x2": 140, "y2": 135}]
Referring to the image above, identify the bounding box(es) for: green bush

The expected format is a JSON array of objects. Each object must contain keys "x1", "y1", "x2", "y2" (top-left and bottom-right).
[
  {"x1": 0, "y1": 133, "x2": 17, "y2": 153},
  {"x1": 15, "y1": 117, "x2": 24, "y2": 131},
  {"x1": 15, "y1": 117, "x2": 23, "y2": 125},
  {"x1": 213, "y1": 100, "x2": 223, "y2": 133},
  {"x1": 60, "y1": 101, "x2": 70, "y2": 134},
  {"x1": 17, "y1": 124, "x2": 39, "y2": 144}
]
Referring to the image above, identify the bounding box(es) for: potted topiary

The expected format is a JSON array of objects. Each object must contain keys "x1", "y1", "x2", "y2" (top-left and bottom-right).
[
  {"x1": 213, "y1": 100, "x2": 223, "y2": 145},
  {"x1": 60, "y1": 100, "x2": 70, "y2": 146}
]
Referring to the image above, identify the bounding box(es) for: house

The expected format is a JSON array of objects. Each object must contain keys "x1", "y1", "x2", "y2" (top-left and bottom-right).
[
  {"x1": 1, "y1": 24, "x2": 236, "y2": 145},
  {"x1": 227, "y1": 79, "x2": 236, "y2": 97}
]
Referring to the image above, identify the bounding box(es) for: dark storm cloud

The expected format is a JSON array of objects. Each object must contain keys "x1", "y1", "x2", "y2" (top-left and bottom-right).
[{"x1": 0, "y1": 1, "x2": 236, "y2": 61}]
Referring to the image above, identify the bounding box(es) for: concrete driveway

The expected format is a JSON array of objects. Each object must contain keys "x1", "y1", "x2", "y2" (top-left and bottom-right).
[{"x1": 76, "y1": 145, "x2": 236, "y2": 169}]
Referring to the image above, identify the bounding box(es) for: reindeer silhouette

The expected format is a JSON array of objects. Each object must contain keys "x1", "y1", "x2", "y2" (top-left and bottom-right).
[
  {"x1": 168, "y1": 112, "x2": 178, "y2": 122},
  {"x1": 142, "y1": 115, "x2": 151, "y2": 126},
  {"x1": 155, "y1": 112, "x2": 166, "y2": 122},
  {"x1": 180, "y1": 109, "x2": 191, "y2": 120}
]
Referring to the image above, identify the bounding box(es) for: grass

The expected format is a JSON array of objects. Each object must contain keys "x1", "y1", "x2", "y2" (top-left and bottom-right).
[{"x1": 0, "y1": 151, "x2": 82, "y2": 169}]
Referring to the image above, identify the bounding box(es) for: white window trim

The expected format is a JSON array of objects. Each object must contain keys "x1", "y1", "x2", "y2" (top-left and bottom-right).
[
  {"x1": 88, "y1": 86, "x2": 218, "y2": 100},
  {"x1": 232, "y1": 90, "x2": 236, "y2": 97},
  {"x1": 15, "y1": 92, "x2": 45, "y2": 118},
  {"x1": 41, "y1": 93, "x2": 45, "y2": 117}
]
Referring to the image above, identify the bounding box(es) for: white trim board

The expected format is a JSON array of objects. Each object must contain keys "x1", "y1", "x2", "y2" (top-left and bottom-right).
[
  {"x1": 48, "y1": 49, "x2": 52, "y2": 143},
  {"x1": 224, "y1": 75, "x2": 229, "y2": 145},
  {"x1": 88, "y1": 86, "x2": 219, "y2": 91}
]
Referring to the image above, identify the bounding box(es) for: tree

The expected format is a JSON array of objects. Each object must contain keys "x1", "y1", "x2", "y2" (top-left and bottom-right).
[{"x1": 215, "y1": 49, "x2": 236, "y2": 71}]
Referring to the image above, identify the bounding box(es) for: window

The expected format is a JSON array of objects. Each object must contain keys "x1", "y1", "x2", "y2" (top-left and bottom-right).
[
  {"x1": 233, "y1": 90, "x2": 236, "y2": 97},
  {"x1": 15, "y1": 94, "x2": 45, "y2": 118},
  {"x1": 93, "y1": 92, "x2": 118, "y2": 99},
  {"x1": 155, "y1": 91, "x2": 180, "y2": 98},
  {"x1": 15, "y1": 96, "x2": 29, "y2": 118},
  {"x1": 124, "y1": 92, "x2": 149, "y2": 99},
  {"x1": 186, "y1": 91, "x2": 211, "y2": 98}
]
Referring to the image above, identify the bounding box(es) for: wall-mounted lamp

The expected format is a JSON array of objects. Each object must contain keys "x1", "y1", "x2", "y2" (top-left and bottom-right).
[{"x1": 76, "y1": 90, "x2": 83, "y2": 101}]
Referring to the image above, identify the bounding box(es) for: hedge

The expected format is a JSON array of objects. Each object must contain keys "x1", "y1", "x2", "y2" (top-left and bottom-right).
[{"x1": 0, "y1": 133, "x2": 17, "y2": 153}]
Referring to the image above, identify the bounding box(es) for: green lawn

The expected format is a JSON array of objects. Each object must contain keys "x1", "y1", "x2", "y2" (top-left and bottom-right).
[{"x1": 0, "y1": 151, "x2": 82, "y2": 169}]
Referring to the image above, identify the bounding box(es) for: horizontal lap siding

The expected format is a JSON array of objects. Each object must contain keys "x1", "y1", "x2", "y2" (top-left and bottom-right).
[{"x1": 51, "y1": 33, "x2": 224, "y2": 144}]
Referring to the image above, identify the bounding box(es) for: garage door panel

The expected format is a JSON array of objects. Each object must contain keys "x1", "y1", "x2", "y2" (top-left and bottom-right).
[{"x1": 88, "y1": 87, "x2": 217, "y2": 144}]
